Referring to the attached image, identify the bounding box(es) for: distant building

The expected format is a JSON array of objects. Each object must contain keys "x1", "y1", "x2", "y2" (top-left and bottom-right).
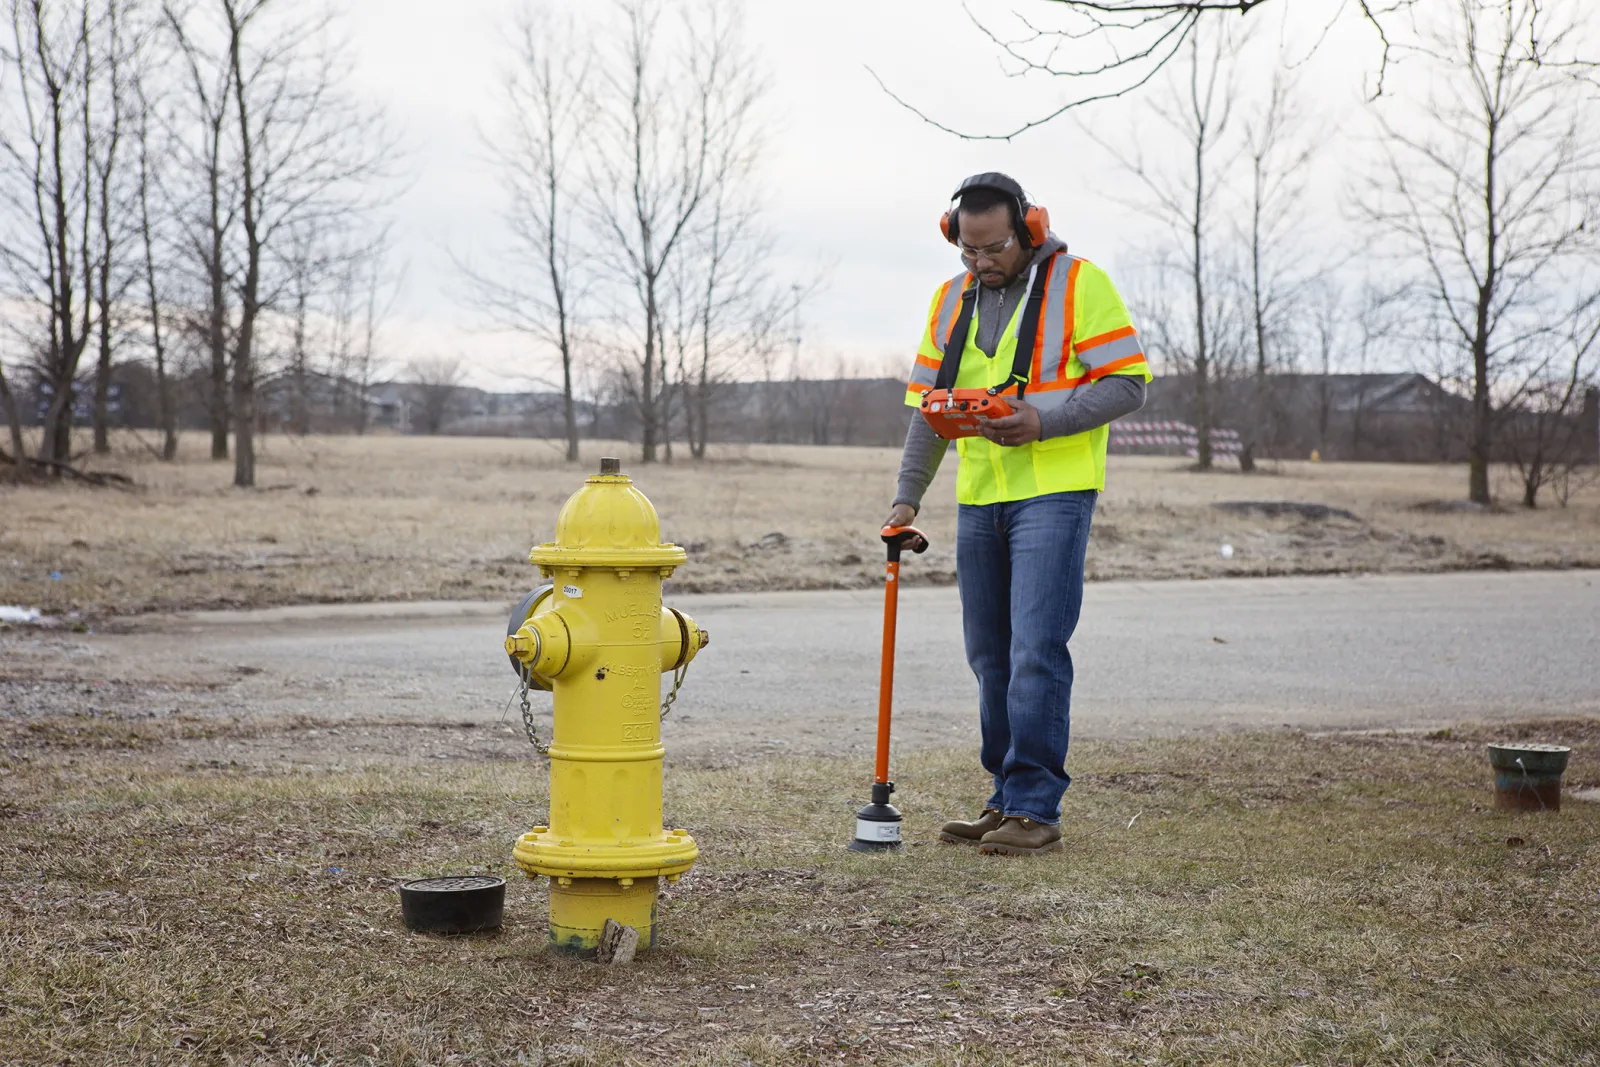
[{"x1": 1140, "y1": 372, "x2": 1478, "y2": 462}]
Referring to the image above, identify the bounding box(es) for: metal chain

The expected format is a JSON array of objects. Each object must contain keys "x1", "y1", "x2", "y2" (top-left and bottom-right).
[
  {"x1": 659, "y1": 657, "x2": 691, "y2": 721},
  {"x1": 517, "y1": 664, "x2": 550, "y2": 756}
]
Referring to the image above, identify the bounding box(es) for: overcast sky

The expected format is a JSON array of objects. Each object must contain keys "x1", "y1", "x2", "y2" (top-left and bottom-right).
[{"x1": 342, "y1": 0, "x2": 1391, "y2": 390}]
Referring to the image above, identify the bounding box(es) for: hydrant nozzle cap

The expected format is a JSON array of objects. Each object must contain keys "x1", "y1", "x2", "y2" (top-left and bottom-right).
[{"x1": 600, "y1": 457, "x2": 621, "y2": 475}]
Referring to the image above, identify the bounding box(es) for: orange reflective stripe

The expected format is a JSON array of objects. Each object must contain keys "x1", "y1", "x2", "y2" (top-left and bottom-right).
[
  {"x1": 1028, "y1": 354, "x2": 1149, "y2": 393},
  {"x1": 1027, "y1": 257, "x2": 1054, "y2": 386},
  {"x1": 1086, "y1": 354, "x2": 1148, "y2": 380},
  {"x1": 1028, "y1": 375, "x2": 1078, "y2": 394},
  {"x1": 1077, "y1": 324, "x2": 1137, "y2": 353},
  {"x1": 915, "y1": 353, "x2": 940, "y2": 372},
  {"x1": 926, "y1": 280, "x2": 952, "y2": 346},
  {"x1": 927, "y1": 272, "x2": 973, "y2": 348}
]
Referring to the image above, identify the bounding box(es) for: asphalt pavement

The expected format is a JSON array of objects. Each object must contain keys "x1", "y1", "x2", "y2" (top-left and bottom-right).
[{"x1": 48, "y1": 568, "x2": 1597, "y2": 761}]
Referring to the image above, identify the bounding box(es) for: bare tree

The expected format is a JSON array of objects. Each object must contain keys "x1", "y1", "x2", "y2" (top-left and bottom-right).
[
  {"x1": 0, "y1": 1, "x2": 99, "y2": 468},
  {"x1": 163, "y1": 0, "x2": 391, "y2": 487},
  {"x1": 164, "y1": 0, "x2": 234, "y2": 460},
  {"x1": 1237, "y1": 67, "x2": 1312, "y2": 470},
  {"x1": 282, "y1": 221, "x2": 333, "y2": 435},
  {"x1": 463, "y1": 8, "x2": 588, "y2": 462},
  {"x1": 322, "y1": 228, "x2": 394, "y2": 434},
  {"x1": 221, "y1": 0, "x2": 268, "y2": 486},
  {"x1": 874, "y1": 1, "x2": 1417, "y2": 138},
  {"x1": 659, "y1": 189, "x2": 804, "y2": 458},
  {"x1": 0, "y1": 356, "x2": 25, "y2": 465},
  {"x1": 133, "y1": 66, "x2": 177, "y2": 459},
  {"x1": 587, "y1": 0, "x2": 764, "y2": 464},
  {"x1": 1346, "y1": 285, "x2": 1407, "y2": 458},
  {"x1": 1095, "y1": 28, "x2": 1239, "y2": 469},
  {"x1": 348, "y1": 241, "x2": 393, "y2": 434},
  {"x1": 1548, "y1": 384, "x2": 1600, "y2": 508},
  {"x1": 1362, "y1": 0, "x2": 1600, "y2": 504},
  {"x1": 1501, "y1": 290, "x2": 1600, "y2": 507},
  {"x1": 408, "y1": 355, "x2": 464, "y2": 435},
  {"x1": 87, "y1": 0, "x2": 131, "y2": 454},
  {"x1": 1307, "y1": 280, "x2": 1341, "y2": 458}
]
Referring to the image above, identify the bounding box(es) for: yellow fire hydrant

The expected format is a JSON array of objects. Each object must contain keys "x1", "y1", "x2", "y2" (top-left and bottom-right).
[{"x1": 504, "y1": 457, "x2": 709, "y2": 951}]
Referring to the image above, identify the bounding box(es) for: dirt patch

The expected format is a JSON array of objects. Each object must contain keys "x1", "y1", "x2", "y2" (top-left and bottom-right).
[{"x1": 1212, "y1": 499, "x2": 1364, "y2": 522}]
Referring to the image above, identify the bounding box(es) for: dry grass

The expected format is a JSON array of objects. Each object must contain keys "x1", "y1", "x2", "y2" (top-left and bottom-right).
[
  {"x1": 3, "y1": 713, "x2": 1599, "y2": 1065},
  {"x1": 2, "y1": 431, "x2": 1597, "y2": 616}
]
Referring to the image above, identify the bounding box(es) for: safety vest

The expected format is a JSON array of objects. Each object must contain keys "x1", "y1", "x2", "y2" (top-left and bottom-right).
[{"x1": 904, "y1": 251, "x2": 1152, "y2": 505}]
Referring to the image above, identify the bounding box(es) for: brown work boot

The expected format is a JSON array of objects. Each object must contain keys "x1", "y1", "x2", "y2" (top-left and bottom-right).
[
  {"x1": 977, "y1": 816, "x2": 1063, "y2": 856},
  {"x1": 938, "y1": 808, "x2": 1003, "y2": 845}
]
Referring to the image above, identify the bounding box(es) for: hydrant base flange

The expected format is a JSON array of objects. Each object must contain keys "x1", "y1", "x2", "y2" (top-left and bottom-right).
[{"x1": 512, "y1": 828, "x2": 698, "y2": 880}]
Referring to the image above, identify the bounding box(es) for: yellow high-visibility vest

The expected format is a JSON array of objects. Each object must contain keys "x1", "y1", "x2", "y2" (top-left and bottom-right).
[{"x1": 904, "y1": 251, "x2": 1152, "y2": 505}]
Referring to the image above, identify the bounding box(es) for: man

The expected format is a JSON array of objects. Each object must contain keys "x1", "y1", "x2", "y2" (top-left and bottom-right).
[{"x1": 884, "y1": 172, "x2": 1151, "y2": 856}]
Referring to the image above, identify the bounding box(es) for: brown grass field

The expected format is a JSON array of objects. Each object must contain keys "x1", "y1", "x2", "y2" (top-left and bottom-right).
[
  {"x1": 3, "y1": 709, "x2": 1598, "y2": 1065},
  {"x1": 2, "y1": 431, "x2": 1597, "y2": 617}
]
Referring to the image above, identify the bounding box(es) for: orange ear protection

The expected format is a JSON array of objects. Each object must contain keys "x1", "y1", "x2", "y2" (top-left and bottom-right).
[{"x1": 939, "y1": 172, "x2": 1050, "y2": 249}]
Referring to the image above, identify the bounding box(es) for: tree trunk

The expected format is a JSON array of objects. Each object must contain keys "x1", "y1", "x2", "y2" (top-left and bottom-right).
[
  {"x1": 641, "y1": 281, "x2": 659, "y2": 463},
  {"x1": 40, "y1": 386, "x2": 73, "y2": 466},
  {"x1": 691, "y1": 344, "x2": 709, "y2": 460},
  {"x1": 209, "y1": 275, "x2": 229, "y2": 459},
  {"x1": 92, "y1": 9, "x2": 124, "y2": 457},
  {"x1": 290, "y1": 286, "x2": 309, "y2": 435},
  {"x1": 1521, "y1": 455, "x2": 1542, "y2": 507},
  {"x1": 553, "y1": 274, "x2": 577, "y2": 459},
  {"x1": 1191, "y1": 126, "x2": 1212, "y2": 470},
  {"x1": 157, "y1": 358, "x2": 176, "y2": 460},
  {"x1": 230, "y1": 11, "x2": 260, "y2": 490},
  {"x1": 137, "y1": 113, "x2": 176, "y2": 462},
  {"x1": 233, "y1": 339, "x2": 255, "y2": 487},
  {"x1": 207, "y1": 145, "x2": 229, "y2": 460},
  {"x1": 0, "y1": 364, "x2": 25, "y2": 465},
  {"x1": 661, "y1": 369, "x2": 674, "y2": 462},
  {"x1": 92, "y1": 326, "x2": 111, "y2": 453},
  {"x1": 562, "y1": 370, "x2": 578, "y2": 462},
  {"x1": 1468, "y1": 107, "x2": 1500, "y2": 506}
]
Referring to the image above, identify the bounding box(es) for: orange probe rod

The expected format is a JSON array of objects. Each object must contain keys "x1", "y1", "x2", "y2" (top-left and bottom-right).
[{"x1": 874, "y1": 554, "x2": 900, "y2": 785}]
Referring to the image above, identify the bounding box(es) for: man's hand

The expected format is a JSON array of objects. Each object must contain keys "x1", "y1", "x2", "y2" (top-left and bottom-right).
[
  {"x1": 884, "y1": 503, "x2": 916, "y2": 530},
  {"x1": 978, "y1": 398, "x2": 1042, "y2": 447}
]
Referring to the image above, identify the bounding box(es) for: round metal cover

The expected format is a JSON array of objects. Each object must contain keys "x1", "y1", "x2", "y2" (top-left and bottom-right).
[
  {"x1": 403, "y1": 875, "x2": 504, "y2": 893},
  {"x1": 398, "y1": 874, "x2": 506, "y2": 934}
]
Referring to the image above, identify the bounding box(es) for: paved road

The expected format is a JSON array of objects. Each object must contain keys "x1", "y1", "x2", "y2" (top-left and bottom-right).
[{"x1": 24, "y1": 569, "x2": 1595, "y2": 761}]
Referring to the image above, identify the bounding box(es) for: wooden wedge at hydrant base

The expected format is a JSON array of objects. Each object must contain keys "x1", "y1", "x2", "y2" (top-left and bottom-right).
[{"x1": 504, "y1": 457, "x2": 710, "y2": 953}]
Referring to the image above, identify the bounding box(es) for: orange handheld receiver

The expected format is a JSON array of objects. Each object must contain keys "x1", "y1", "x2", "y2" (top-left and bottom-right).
[{"x1": 918, "y1": 388, "x2": 1015, "y2": 439}]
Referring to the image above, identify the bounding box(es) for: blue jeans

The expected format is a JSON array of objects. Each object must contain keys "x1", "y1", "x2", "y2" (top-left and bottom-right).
[{"x1": 956, "y1": 490, "x2": 1096, "y2": 825}]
